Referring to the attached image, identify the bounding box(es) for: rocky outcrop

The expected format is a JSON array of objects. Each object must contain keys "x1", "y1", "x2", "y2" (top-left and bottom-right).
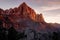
[
  {"x1": 17, "y1": 2, "x2": 36, "y2": 20},
  {"x1": 36, "y1": 13, "x2": 45, "y2": 23}
]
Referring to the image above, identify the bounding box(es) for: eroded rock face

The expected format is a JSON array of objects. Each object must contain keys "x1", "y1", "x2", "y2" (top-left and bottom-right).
[
  {"x1": 0, "y1": 2, "x2": 45, "y2": 31},
  {"x1": 36, "y1": 13, "x2": 45, "y2": 23}
]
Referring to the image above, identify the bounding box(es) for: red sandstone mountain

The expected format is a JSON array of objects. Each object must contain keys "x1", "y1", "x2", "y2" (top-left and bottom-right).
[{"x1": 0, "y1": 2, "x2": 47, "y2": 31}]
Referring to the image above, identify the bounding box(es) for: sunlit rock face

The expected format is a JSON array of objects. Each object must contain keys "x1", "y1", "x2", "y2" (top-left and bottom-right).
[
  {"x1": 0, "y1": 2, "x2": 48, "y2": 31},
  {"x1": 36, "y1": 13, "x2": 45, "y2": 23},
  {"x1": 17, "y1": 2, "x2": 36, "y2": 21}
]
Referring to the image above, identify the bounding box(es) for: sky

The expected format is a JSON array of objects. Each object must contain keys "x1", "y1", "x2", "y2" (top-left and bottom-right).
[{"x1": 0, "y1": 0, "x2": 60, "y2": 23}]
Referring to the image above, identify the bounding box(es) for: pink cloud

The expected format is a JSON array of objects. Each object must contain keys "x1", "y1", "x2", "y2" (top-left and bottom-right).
[{"x1": 48, "y1": 1, "x2": 60, "y2": 5}]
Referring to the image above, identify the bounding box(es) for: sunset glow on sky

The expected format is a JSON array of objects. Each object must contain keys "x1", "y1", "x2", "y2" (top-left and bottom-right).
[{"x1": 0, "y1": 0, "x2": 60, "y2": 23}]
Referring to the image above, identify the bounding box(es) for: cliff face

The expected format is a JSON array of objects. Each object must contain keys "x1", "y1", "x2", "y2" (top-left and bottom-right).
[
  {"x1": 0, "y1": 2, "x2": 46, "y2": 31},
  {"x1": 36, "y1": 13, "x2": 45, "y2": 23}
]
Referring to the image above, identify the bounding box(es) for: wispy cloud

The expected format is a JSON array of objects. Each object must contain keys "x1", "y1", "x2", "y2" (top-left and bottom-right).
[
  {"x1": 47, "y1": 1, "x2": 60, "y2": 6},
  {"x1": 39, "y1": 6, "x2": 60, "y2": 11}
]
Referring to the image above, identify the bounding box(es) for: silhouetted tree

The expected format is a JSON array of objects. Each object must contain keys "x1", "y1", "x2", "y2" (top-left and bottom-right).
[
  {"x1": 16, "y1": 30, "x2": 27, "y2": 40},
  {"x1": 52, "y1": 32, "x2": 58, "y2": 40},
  {"x1": 8, "y1": 27, "x2": 17, "y2": 40}
]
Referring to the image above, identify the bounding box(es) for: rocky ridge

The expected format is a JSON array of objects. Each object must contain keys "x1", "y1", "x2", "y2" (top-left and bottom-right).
[{"x1": 0, "y1": 2, "x2": 54, "y2": 31}]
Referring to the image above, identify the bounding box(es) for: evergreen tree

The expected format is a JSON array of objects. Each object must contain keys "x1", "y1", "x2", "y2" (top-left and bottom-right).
[{"x1": 8, "y1": 27, "x2": 17, "y2": 40}]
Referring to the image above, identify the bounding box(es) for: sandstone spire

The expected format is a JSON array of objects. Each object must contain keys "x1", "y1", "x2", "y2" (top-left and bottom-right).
[
  {"x1": 17, "y1": 2, "x2": 36, "y2": 20},
  {"x1": 36, "y1": 13, "x2": 45, "y2": 23}
]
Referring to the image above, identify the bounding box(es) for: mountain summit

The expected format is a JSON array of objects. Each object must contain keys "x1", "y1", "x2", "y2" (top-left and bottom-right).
[
  {"x1": 17, "y1": 2, "x2": 36, "y2": 21},
  {"x1": 19, "y1": 2, "x2": 27, "y2": 7},
  {"x1": 0, "y1": 2, "x2": 46, "y2": 31},
  {"x1": 18, "y1": 2, "x2": 45, "y2": 22}
]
